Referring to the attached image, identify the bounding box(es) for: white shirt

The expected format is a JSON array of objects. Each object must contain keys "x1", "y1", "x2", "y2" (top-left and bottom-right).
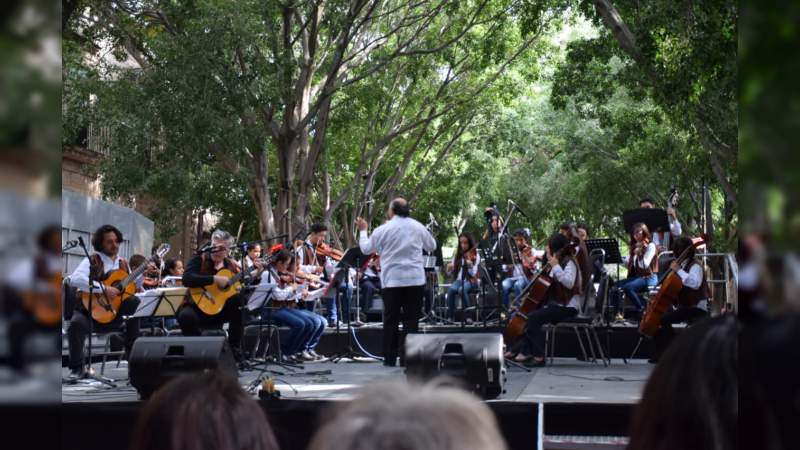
[
  {"x1": 550, "y1": 260, "x2": 582, "y2": 310},
  {"x1": 69, "y1": 253, "x2": 143, "y2": 292},
  {"x1": 652, "y1": 218, "x2": 682, "y2": 247},
  {"x1": 633, "y1": 242, "x2": 658, "y2": 269},
  {"x1": 359, "y1": 216, "x2": 437, "y2": 288},
  {"x1": 677, "y1": 261, "x2": 708, "y2": 311},
  {"x1": 454, "y1": 252, "x2": 481, "y2": 282}
]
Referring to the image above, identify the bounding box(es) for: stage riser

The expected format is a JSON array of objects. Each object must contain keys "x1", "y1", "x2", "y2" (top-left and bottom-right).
[{"x1": 56, "y1": 400, "x2": 633, "y2": 450}]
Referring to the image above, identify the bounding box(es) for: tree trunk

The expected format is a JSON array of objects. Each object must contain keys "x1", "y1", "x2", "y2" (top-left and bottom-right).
[{"x1": 249, "y1": 150, "x2": 277, "y2": 239}]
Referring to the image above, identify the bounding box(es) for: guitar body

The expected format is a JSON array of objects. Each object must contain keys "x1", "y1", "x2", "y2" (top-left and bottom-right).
[
  {"x1": 188, "y1": 268, "x2": 241, "y2": 316},
  {"x1": 81, "y1": 269, "x2": 138, "y2": 324},
  {"x1": 23, "y1": 274, "x2": 63, "y2": 326}
]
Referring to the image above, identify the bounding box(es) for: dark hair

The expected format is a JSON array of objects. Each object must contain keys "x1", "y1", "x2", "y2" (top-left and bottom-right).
[
  {"x1": 37, "y1": 225, "x2": 60, "y2": 251},
  {"x1": 670, "y1": 236, "x2": 695, "y2": 261},
  {"x1": 310, "y1": 223, "x2": 328, "y2": 234},
  {"x1": 628, "y1": 315, "x2": 737, "y2": 450},
  {"x1": 272, "y1": 248, "x2": 293, "y2": 265},
  {"x1": 547, "y1": 233, "x2": 570, "y2": 255},
  {"x1": 559, "y1": 222, "x2": 574, "y2": 232},
  {"x1": 390, "y1": 198, "x2": 410, "y2": 217},
  {"x1": 92, "y1": 224, "x2": 123, "y2": 252},
  {"x1": 576, "y1": 222, "x2": 590, "y2": 237},
  {"x1": 129, "y1": 254, "x2": 147, "y2": 270},
  {"x1": 639, "y1": 196, "x2": 655, "y2": 206},
  {"x1": 512, "y1": 229, "x2": 528, "y2": 239},
  {"x1": 130, "y1": 371, "x2": 278, "y2": 450},
  {"x1": 163, "y1": 258, "x2": 181, "y2": 276},
  {"x1": 629, "y1": 222, "x2": 651, "y2": 247}
]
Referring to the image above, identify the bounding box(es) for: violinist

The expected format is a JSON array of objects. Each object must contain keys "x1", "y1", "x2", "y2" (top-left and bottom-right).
[
  {"x1": 259, "y1": 249, "x2": 324, "y2": 363},
  {"x1": 617, "y1": 222, "x2": 658, "y2": 313},
  {"x1": 446, "y1": 233, "x2": 480, "y2": 319},
  {"x1": 296, "y1": 223, "x2": 352, "y2": 327},
  {"x1": 358, "y1": 255, "x2": 381, "y2": 318},
  {"x1": 501, "y1": 229, "x2": 537, "y2": 310},
  {"x1": 507, "y1": 233, "x2": 582, "y2": 367},
  {"x1": 639, "y1": 197, "x2": 682, "y2": 253},
  {"x1": 651, "y1": 236, "x2": 709, "y2": 363}
]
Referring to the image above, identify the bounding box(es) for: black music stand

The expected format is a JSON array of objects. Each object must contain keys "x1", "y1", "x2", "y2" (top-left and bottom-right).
[
  {"x1": 329, "y1": 247, "x2": 378, "y2": 363},
  {"x1": 585, "y1": 239, "x2": 623, "y2": 265},
  {"x1": 622, "y1": 208, "x2": 670, "y2": 234}
]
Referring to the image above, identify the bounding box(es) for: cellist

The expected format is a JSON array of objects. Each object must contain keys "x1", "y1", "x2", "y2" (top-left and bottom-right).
[
  {"x1": 650, "y1": 236, "x2": 709, "y2": 363},
  {"x1": 506, "y1": 233, "x2": 582, "y2": 367}
]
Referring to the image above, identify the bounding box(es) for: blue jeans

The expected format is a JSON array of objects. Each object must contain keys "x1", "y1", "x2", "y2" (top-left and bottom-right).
[
  {"x1": 447, "y1": 280, "x2": 476, "y2": 318},
  {"x1": 295, "y1": 309, "x2": 326, "y2": 350},
  {"x1": 617, "y1": 274, "x2": 658, "y2": 311},
  {"x1": 502, "y1": 276, "x2": 528, "y2": 309},
  {"x1": 324, "y1": 283, "x2": 353, "y2": 324},
  {"x1": 268, "y1": 308, "x2": 311, "y2": 356}
]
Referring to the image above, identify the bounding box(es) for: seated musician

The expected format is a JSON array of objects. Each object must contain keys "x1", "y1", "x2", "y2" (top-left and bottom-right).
[
  {"x1": 358, "y1": 255, "x2": 381, "y2": 315},
  {"x1": 446, "y1": 233, "x2": 480, "y2": 319},
  {"x1": 161, "y1": 258, "x2": 184, "y2": 287},
  {"x1": 296, "y1": 223, "x2": 351, "y2": 327},
  {"x1": 178, "y1": 229, "x2": 258, "y2": 360},
  {"x1": 651, "y1": 236, "x2": 710, "y2": 363},
  {"x1": 244, "y1": 243, "x2": 264, "y2": 284},
  {"x1": 286, "y1": 253, "x2": 327, "y2": 360},
  {"x1": 66, "y1": 224, "x2": 142, "y2": 378},
  {"x1": 501, "y1": 229, "x2": 535, "y2": 310},
  {"x1": 639, "y1": 197, "x2": 682, "y2": 252},
  {"x1": 142, "y1": 258, "x2": 161, "y2": 290},
  {"x1": 576, "y1": 222, "x2": 604, "y2": 282},
  {"x1": 258, "y1": 249, "x2": 325, "y2": 362},
  {"x1": 507, "y1": 233, "x2": 582, "y2": 367},
  {"x1": 6, "y1": 225, "x2": 62, "y2": 372},
  {"x1": 616, "y1": 222, "x2": 658, "y2": 313}
]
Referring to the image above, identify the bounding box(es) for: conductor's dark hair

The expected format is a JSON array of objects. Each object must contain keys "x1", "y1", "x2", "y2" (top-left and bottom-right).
[
  {"x1": 92, "y1": 224, "x2": 123, "y2": 252},
  {"x1": 130, "y1": 371, "x2": 279, "y2": 450},
  {"x1": 310, "y1": 223, "x2": 328, "y2": 234},
  {"x1": 627, "y1": 315, "x2": 737, "y2": 450},
  {"x1": 639, "y1": 196, "x2": 655, "y2": 206},
  {"x1": 390, "y1": 198, "x2": 411, "y2": 217}
]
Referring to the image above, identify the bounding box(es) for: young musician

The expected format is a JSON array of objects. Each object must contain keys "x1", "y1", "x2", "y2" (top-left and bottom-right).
[
  {"x1": 508, "y1": 233, "x2": 582, "y2": 367},
  {"x1": 296, "y1": 223, "x2": 352, "y2": 327},
  {"x1": 357, "y1": 198, "x2": 437, "y2": 367},
  {"x1": 178, "y1": 229, "x2": 259, "y2": 360},
  {"x1": 501, "y1": 229, "x2": 536, "y2": 309},
  {"x1": 161, "y1": 258, "x2": 184, "y2": 287},
  {"x1": 446, "y1": 233, "x2": 480, "y2": 319},
  {"x1": 358, "y1": 255, "x2": 381, "y2": 317},
  {"x1": 617, "y1": 222, "x2": 658, "y2": 312},
  {"x1": 258, "y1": 249, "x2": 325, "y2": 362},
  {"x1": 651, "y1": 236, "x2": 710, "y2": 362},
  {"x1": 66, "y1": 224, "x2": 142, "y2": 377},
  {"x1": 639, "y1": 197, "x2": 682, "y2": 252}
]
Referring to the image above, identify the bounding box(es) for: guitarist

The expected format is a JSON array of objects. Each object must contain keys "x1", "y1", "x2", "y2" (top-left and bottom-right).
[
  {"x1": 178, "y1": 229, "x2": 258, "y2": 360},
  {"x1": 507, "y1": 233, "x2": 582, "y2": 367},
  {"x1": 66, "y1": 224, "x2": 142, "y2": 378},
  {"x1": 650, "y1": 236, "x2": 709, "y2": 363}
]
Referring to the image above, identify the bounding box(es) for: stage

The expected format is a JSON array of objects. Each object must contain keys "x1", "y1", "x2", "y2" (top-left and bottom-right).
[{"x1": 56, "y1": 322, "x2": 660, "y2": 450}]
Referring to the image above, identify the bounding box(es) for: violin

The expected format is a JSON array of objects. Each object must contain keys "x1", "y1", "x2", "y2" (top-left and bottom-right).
[{"x1": 317, "y1": 242, "x2": 344, "y2": 261}]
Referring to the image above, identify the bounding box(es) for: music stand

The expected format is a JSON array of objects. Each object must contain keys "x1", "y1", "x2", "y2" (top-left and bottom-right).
[
  {"x1": 329, "y1": 247, "x2": 379, "y2": 363},
  {"x1": 622, "y1": 208, "x2": 670, "y2": 234},
  {"x1": 132, "y1": 287, "x2": 186, "y2": 334},
  {"x1": 584, "y1": 239, "x2": 623, "y2": 265}
]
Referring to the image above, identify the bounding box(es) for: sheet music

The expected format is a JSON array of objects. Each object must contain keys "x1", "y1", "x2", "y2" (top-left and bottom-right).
[{"x1": 132, "y1": 287, "x2": 187, "y2": 317}]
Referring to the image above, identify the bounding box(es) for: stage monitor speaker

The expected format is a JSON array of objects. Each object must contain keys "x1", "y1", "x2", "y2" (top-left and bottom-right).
[
  {"x1": 405, "y1": 333, "x2": 506, "y2": 399},
  {"x1": 129, "y1": 336, "x2": 238, "y2": 399}
]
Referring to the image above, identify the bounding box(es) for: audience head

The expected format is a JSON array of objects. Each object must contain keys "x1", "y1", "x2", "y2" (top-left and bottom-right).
[
  {"x1": 130, "y1": 371, "x2": 278, "y2": 450},
  {"x1": 309, "y1": 380, "x2": 507, "y2": 450},
  {"x1": 628, "y1": 315, "x2": 737, "y2": 450}
]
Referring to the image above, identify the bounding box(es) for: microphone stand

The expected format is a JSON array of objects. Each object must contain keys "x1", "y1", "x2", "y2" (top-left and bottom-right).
[{"x1": 65, "y1": 239, "x2": 116, "y2": 387}]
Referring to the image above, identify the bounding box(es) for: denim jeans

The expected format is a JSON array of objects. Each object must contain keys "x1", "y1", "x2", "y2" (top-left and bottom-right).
[
  {"x1": 502, "y1": 276, "x2": 529, "y2": 309},
  {"x1": 447, "y1": 279, "x2": 476, "y2": 318},
  {"x1": 324, "y1": 283, "x2": 353, "y2": 323},
  {"x1": 294, "y1": 309, "x2": 326, "y2": 350},
  {"x1": 268, "y1": 307, "x2": 311, "y2": 356},
  {"x1": 617, "y1": 273, "x2": 658, "y2": 310}
]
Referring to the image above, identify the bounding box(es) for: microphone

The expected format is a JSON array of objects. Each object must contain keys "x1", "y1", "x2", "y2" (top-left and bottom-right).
[
  {"x1": 63, "y1": 239, "x2": 80, "y2": 251},
  {"x1": 508, "y1": 199, "x2": 528, "y2": 218},
  {"x1": 78, "y1": 236, "x2": 87, "y2": 247},
  {"x1": 428, "y1": 213, "x2": 439, "y2": 228}
]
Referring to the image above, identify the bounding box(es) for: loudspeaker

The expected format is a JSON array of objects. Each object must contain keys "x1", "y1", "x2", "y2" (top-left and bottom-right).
[
  {"x1": 129, "y1": 337, "x2": 238, "y2": 399},
  {"x1": 405, "y1": 333, "x2": 506, "y2": 399}
]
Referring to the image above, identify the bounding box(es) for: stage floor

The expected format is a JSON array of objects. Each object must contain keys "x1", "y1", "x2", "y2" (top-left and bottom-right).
[{"x1": 61, "y1": 356, "x2": 652, "y2": 405}]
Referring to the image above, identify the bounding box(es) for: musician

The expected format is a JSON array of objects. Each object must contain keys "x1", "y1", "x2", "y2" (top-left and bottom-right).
[
  {"x1": 480, "y1": 208, "x2": 508, "y2": 282},
  {"x1": 258, "y1": 249, "x2": 325, "y2": 362},
  {"x1": 357, "y1": 197, "x2": 437, "y2": 367},
  {"x1": 161, "y1": 258, "x2": 184, "y2": 287},
  {"x1": 66, "y1": 224, "x2": 142, "y2": 377},
  {"x1": 244, "y1": 243, "x2": 264, "y2": 284},
  {"x1": 178, "y1": 229, "x2": 255, "y2": 360},
  {"x1": 296, "y1": 223, "x2": 352, "y2": 327},
  {"x1": 651, "y1": 236, "x2": 710, "y2": 362},
  {"x1": 501, "y1": 229, "x2": 535, "y2": 310},
  {"x1": 509, "y1": 233, "x2": 582, "y2": 367},
  {"x1": 639, "y1": 197, "x2": 682, "y2": 252},
  {"x1": 358, "y1": 255, "x2": 381, "y2": 317},
  {"x1": 142, "y1": 259, "x2": 161, "y2": 290},
  {"x1": 446, "y1": 233, "x2": 480, "y2": 319},
  {"x1": 617, "y1": 222, "x2": 658, "y2": 312},
  {"x1": 6, "y1": 225, "x2": 62, "y2": 372}
]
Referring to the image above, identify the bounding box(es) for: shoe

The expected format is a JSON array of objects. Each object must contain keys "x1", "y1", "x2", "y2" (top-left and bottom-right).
[
  {"x1": 504, "y1": 351, "x2": 517, "y2": 359},
  {"x1": 514, "y1": 353, "x2": 533, "y2": 363},
  {"x1": 300, "y1": 350, "x2": 316, "y2": 361},
  {"x1": 309, "y1": 350, "x2": 324, "y2": 360},
  {"x1": 524, "y1": 357, "x2": 546, "y2": 368},
  {"x1": 67, "y1": 368, "x2": 85, "y2": 380}
]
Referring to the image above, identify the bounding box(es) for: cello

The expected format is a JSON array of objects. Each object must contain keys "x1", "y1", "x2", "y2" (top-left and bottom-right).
[{"x1": 639, "y1": 235, "x2": 707, "y2": 338}]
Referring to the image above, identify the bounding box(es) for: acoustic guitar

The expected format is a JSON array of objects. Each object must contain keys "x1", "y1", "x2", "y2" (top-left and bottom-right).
[
  {"x1": 188, "y1": 267, "x2": 246, "y2": 316},
  {"x1": 81, "y1": 244, "x2": 171, "y2": 324},
  {"x1": 22, "y1": 274, "x2": 63, "y2": 327}
]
